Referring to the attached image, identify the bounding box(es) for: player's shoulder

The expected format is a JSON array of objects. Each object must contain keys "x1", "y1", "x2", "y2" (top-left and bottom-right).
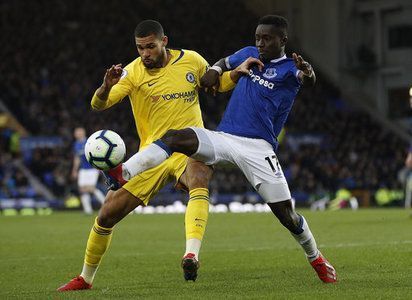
[
  {"x1": 273, "y1": 57, "x2": 296, "y2": 70},
  {"x1": 233, "y1": 46, "x2": 258, "y2": 56},
  {"x1": 124, "y1": 57, "x2": 141, "y2": 71},
  {"x1": 120, "y1": 57, "x2": 142, "y2": 80},
  {"x1": 179, "y1": 49, "x2": 206, "y2": 62}
]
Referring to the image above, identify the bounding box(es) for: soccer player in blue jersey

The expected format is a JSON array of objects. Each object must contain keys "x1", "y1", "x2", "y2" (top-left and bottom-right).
[
  {"x1": 72, "y1": 127, "x2": 105, "y2": 214},
  {"x1": 108, "y1": 15, "x2": 337, "y2": 283}
]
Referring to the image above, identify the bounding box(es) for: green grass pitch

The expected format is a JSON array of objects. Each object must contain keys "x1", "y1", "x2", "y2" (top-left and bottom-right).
[{"x1": 1, "y1": 209, "x2": 411, "y2": 299}]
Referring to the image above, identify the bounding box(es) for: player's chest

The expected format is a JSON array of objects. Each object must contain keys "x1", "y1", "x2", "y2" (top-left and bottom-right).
[
  {"x1": 137, "y1": 67, "x2": 198, "y2": 101},
  {"x1": 248, "y1": 66, "x2": 290, "y2": 91}
]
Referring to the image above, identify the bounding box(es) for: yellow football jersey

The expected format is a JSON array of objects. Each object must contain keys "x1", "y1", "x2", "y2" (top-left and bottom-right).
[{"x1": 91, "y1": 49, "x2": 209, "y2": 149}]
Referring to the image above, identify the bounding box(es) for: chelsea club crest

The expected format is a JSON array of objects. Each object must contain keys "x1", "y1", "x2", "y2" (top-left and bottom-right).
[
  {"x1": 263, "y1": 68, "x2": 277, "y2": 79},
  {"x1": 186, "y1": 72, "x2": 195, "y2": 83}
]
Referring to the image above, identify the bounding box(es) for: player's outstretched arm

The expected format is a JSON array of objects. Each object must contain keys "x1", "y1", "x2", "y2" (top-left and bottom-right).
[
  {"x1": 293, "y1": 53, "x2": 316, "y2": 87},
  {"x1": 92, "y1": 64, "x2": 130, "y2": 111}
]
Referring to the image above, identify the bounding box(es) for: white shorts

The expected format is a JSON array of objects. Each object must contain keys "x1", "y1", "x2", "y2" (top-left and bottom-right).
[
  {"x1": 190, "y1": 127, "x2": 291, "y2": 203},
  {"x1": 78, "y1": 169, "x2": 100, "y2": 187}
]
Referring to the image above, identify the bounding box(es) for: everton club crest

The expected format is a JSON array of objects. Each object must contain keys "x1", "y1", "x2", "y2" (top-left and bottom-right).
[{"x1": 263, "y1": 68, "x2": 277, "y2": 79}]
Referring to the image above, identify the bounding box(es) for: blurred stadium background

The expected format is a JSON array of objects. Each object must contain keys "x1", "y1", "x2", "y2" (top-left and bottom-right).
[{"x1": 1, "y1": 0, "x2": 411, "y2": 213}]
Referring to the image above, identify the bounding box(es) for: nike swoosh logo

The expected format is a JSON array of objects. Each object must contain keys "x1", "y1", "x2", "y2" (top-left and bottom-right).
[{"x1": 148, "y1": 81, "x2": 157, "y2": 87}]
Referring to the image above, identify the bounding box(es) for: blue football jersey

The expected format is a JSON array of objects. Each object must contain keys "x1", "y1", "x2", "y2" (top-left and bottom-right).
[
  {"x1": 73, "y1": 139, "x2": 93, "y2": 169},
  {"x1": 217, "y1": 46, "x2": 302, "y2": 150}
]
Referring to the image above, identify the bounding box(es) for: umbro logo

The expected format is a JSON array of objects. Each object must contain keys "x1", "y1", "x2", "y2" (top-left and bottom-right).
[{"x1": 148, "y1": 81, "x2": 157, "y2": 87}]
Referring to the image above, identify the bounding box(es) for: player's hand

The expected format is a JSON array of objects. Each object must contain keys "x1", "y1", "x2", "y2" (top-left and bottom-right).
[
  {"x1": 292, "y1": 53, "x2": 313, "y2": 77},
  {"x1": 200, "y1": 69, "x2": 220, "y2": 95},
  {"x1": 235, "y1": 57, "x2": 264, "y2": 75},
  {"x1": 71, "y1": 170, "x2": 78, "y2": 180},
  {"x1": 103, "y1": 64, "x2": 123, "y2": 88},
  {"x1": 200, "y1": 69, "x2": 220, "y2": 89}
]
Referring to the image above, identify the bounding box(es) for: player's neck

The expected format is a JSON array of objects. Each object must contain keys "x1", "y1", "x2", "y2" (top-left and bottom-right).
[
  {"x1": 161, "y1": 49, "x2": 172, "y2": 67},
  {"x1": 267, "y1": 50, "x2": 285, "y2": 62}
]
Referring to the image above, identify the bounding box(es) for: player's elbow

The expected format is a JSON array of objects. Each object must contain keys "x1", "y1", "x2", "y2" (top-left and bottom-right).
[{"x1": 90, "y1": 102, "x2": 106, "y2": 111}]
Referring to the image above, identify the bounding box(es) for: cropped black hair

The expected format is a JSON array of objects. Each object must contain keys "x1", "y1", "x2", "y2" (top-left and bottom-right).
[
  {"x1": 258, "y1": 15, "x2": 288, "y2": 37},
  {"x1": 134, "y1": 20, "x2": 164, "y2": 38}
]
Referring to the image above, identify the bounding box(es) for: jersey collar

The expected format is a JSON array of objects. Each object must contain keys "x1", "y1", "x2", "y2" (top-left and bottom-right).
[{"x1": 270, "y1": 55, "x2": 287, "y2": 63}]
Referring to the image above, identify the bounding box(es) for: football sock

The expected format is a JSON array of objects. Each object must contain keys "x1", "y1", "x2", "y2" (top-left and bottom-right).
[
  {"x1": 93, "y1": 189, "x2": 106, "y2": 204},
  {"x1": 80, "y1": 193, "x2": 93, "y2": 214},
  {"x1": 185, "y1": 188, "x2": 209, "y2": 258},
  {"x1": 123, "y1": 140, "x2": 171, "y2": 179},
  {"x1": 81, "y1": 218, "x2": 113, "y2": 284},
  {"x1": 185, "y1": 238, "x2": 202, "y2": 259},
  {"x1": 290, "y1": 215, "x2": 319, "y2": 262}
]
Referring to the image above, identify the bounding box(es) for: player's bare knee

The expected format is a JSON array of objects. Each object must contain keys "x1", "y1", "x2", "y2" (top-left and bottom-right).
[
  {"x1": 268, "y1": 201, "x2": 300, "y2": 232},
  {"x1": 187, "y1": 172, "x2": 210, "y2": 189},
  {"x1": 161, "y1": 128, "x2": 198, "y2": 155},
  {"x1": 279, "y1": 212, "x2": 300, "y2": 232},
  {"x1": 186, "y1": 160, "x2": 213, "y2": 189},
  {"x1": 161, "y1": 129, "x2": 182, "y2": 147},
  {"x1": 97, "y1": 193, "x2": 122, "y2": 228}
]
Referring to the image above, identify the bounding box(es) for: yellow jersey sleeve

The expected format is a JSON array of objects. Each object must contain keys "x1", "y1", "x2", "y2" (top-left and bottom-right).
[
  {"x1": 91, "y1": 63, "x2": 137, "y2": 110},
  {"x1": 186, "y1": 50, "x2": 209, "y2": 86},
  {"x1": 218, "y1": 71, "x2": 236, "y2": 92}
]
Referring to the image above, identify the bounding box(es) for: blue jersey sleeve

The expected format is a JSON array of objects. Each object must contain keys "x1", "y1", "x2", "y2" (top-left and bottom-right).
[
  {"x1": 225, "y1": 46, "x2": 258, "y2": 69},
  {"x1": 290, "y1": 64, "x2": 302, "y2": 87}
]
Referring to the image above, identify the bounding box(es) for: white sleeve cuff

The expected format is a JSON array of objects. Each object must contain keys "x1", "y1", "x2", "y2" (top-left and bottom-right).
[
  {"x1": 210, "y1": 65, "x2": 223, "y2": 75},
  {"x1": 225, "y1": 56, "x2": 231, "y2": 69}
]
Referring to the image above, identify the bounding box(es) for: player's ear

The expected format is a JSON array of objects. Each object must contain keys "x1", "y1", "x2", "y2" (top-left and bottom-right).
[
  {"x1": 281, "y1": 35, "x2": 288, "y2": 46},
  {"x1": 162, "y1": 35, "x2": 168, "y2": 47}
]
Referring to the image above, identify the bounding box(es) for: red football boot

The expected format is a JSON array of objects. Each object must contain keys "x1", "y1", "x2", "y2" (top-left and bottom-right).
[
  {"x1": 181, "y1": 253, "x2": 199, "y2": 281},
  {"x1": 57, "y1": 276, "x2": 92, "y2": 292},
  {"x1": 103, "y1": 164, "x2": 128, "y2": 190},
  {"x1": 310, "y1": 253, "x2": 337, "y2": 283}
]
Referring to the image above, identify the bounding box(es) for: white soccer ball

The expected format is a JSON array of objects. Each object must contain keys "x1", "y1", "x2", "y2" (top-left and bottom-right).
[{"x1": 84, "y1": 130, "x2": 126, "y2": 171}]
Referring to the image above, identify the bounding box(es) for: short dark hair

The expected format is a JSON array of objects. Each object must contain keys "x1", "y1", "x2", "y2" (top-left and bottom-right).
[
  {"x1": 258, "y1": 15, "x2": 288, "y2": 37},
  {"x1": 134, "y1": 20, "x2": 164, "y2": 38}
]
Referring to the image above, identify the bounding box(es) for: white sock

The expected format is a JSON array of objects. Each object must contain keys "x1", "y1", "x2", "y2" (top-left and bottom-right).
[
  {"x1": 93, "y1": 189, "x2": 106, "y2": 204},
  {"x1": 80, "y1": 193, "x2": 93, "y2": 214},
  {"x1": 185, "y1": 238, "x2": 202, "y2": 259},
  {"x1": 291, "y1": 215, "x2": 319, "y2": 262},
  {"x1": 123, "y1": 143, "x2": 170, "y2": 178},
  {"x1": 80, "y1": 264, "x2": 98, "y2": 284}
]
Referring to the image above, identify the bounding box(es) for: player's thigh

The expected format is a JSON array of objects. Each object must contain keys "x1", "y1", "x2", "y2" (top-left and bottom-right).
[
  {"x1": 257, "y1": 183, "x2": 292, "y2": 203},
  {"x1": 98, "y1": 188, "x2": 144, "y2": 227},
  {"x1": 122, "y1": 156, "x2": 177, "y2": 205},
  {"x1": 189, "y1": 127, "x2": 234, "y2": 164},
  {"x1": 179, "y1": 157, "x2": 213, "y2": 190},
  {"x1": 232, "y1": 139, "x2": 291, "y2": 203}
]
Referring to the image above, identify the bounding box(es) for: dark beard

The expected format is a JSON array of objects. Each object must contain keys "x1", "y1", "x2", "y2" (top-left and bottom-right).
[
  {"x1": 144, "y1": 49, "x2": 168, "y2": 69},
  {"x1": 143, "y1": 58, "x2": 162, "y2": 69}
]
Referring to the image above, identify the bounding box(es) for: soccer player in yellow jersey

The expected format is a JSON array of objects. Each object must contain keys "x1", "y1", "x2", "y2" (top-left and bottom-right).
[{"x1": 57, "y1": 20, "x2": 229, "y2": 291}]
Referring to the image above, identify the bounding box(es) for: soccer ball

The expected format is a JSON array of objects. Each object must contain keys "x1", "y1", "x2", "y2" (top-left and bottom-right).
[{"x1": 85, "y1": 130, "x2": 126, "y2": 171}]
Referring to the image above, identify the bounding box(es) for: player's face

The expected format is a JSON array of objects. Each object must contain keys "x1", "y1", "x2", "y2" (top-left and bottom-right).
[
  {"x1": 74, "y1": 127, "x2": 86, "y2": 140},
  {"x1": 135, "y1": 34, "x2": 168, "y2": 69},
  {"x1": 255, "y1": 24, "x2": 287, "y2": 62}
]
